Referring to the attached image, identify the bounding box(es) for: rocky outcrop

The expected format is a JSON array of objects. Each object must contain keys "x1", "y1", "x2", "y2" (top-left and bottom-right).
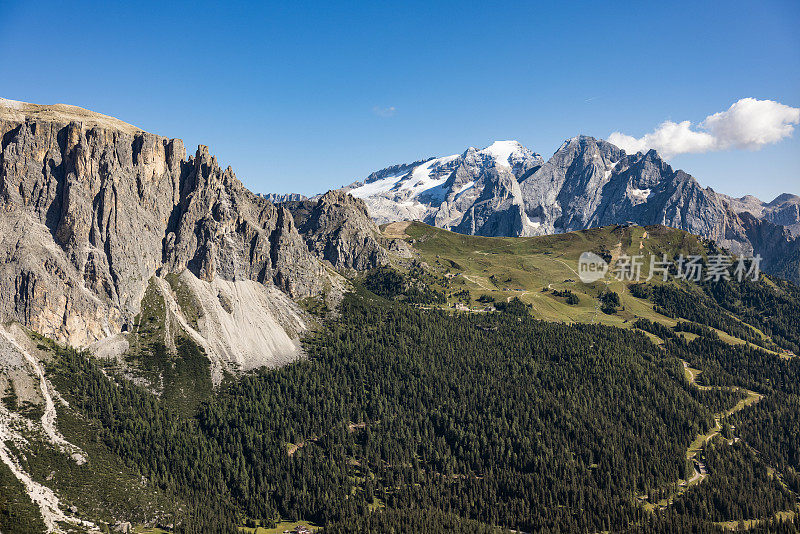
[
  {"x1": 723, "y1": 193, "x2": 800, "y2": 237},
  {"x1": 1, "y1": 112, "x2": 181, "y2": 345},
  {"x1": 161, "y1": 145, "x2": 324, "y2": 296},
  {"x1": 286, "y1": 190, "x2": 389, "y2": 271},
  {"x1": 346, "y1": 136, "x2": 799, "y2": 282},
  {"x1": 0, "y1": 99, "x2": 379, "y2": 359},
  {"x1": 737, "y1": 212, "x2": 800, "y2": 283}
]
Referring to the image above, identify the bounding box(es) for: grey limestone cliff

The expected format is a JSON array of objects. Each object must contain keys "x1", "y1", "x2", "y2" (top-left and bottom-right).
[
  {"x1": 0, "y1": 99, "x2": 383, "y2": 371},
  {"x1": 284, "y1": 189, "x2": 389, "y2": 271}
]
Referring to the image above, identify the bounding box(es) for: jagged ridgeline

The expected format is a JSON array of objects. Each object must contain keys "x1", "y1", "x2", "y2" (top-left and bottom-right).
[
  {"x1": 1, "y1": 100, "x2": 799, "y2": 533},
  {"x1": 345, "y1": 137, "x2": 800, "y2": 283},
  {"x1": 0, "y1": 100, "x2": 389, "y2": 380}
]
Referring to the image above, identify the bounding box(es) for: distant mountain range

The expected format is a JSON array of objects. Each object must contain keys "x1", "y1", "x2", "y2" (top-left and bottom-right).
[
  {"x1": 314, "y1": 137, "x2": 800, "y2": 282},
  {"x1": 257, "y1": 192, "x2": 308, "y2": 203}
]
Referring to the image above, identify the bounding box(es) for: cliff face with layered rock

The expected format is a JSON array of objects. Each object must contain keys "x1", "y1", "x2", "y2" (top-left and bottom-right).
[
  {"x1": 284, "y1": 190, "x2": 390, "y2": 271},
  {"x1": 723, "y1": 193, "x2": 800, "y2": 237},
  {"x1": 0, "y1": 99, "x2": 381, "y2": 375}
]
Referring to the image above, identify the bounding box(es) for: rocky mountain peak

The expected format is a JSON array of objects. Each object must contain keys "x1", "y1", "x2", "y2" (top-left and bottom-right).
[
  {"x1": 0, "y1": 100, "x2": 389, "y2": 371},
  {"x1": 769, "y1": 192, "x2": 800, "y2": 206},
  {"x1": 346, "y1": 134, "x2": 799, "y2": 281},
  {"x1": 284, "y1": 190, "x2": 389, "y2": 271},
  {"x1": 472, "y1": 140, "x2": 540, "y2": 167}
]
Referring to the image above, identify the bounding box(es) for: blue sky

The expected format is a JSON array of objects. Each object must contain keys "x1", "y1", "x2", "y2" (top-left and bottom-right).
[{"x1": 1, "y1": 0, "x2": 798, "y2": 199}]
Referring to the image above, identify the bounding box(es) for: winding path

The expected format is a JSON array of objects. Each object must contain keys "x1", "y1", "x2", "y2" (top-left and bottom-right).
[
  {"x1": 0, "y1": 326, "x2": 94, "y2": 533},
  {"x1": 642, "y1": 360, "x2": 763, "y2": 510}
]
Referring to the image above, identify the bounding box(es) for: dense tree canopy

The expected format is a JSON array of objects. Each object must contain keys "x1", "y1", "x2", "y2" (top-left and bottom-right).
[{"x1": 39, "y1": 267, "x2": 800, "y2": 533}]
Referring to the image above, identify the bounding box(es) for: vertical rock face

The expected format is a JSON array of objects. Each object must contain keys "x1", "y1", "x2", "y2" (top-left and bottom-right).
[
  {"x1": 0, "y1": 100, "x2": 333, "y2": 347},
  {"x1": 1, "y1": 115, "x2": 182, "y2": 345},
  {"x1": 737, "y1": 212, "x2": 800, "y2": 283},
  {"x1": 519, "y1": 136, "x2": 625, "y2": 234},
  {"x1": 285, "y1": 190, "x2": 389, "y2": 271},
  {"x1": 162, "y1": 144, "x2": 324, "y2": 296}
]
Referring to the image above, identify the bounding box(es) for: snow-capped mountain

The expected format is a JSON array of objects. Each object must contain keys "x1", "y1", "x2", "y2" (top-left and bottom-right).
[
  {"x1": 345, "y1": 140, "x2": 544, "y2": 235},
  {"x1": 343, "y1": 136, "x2": 800, "y2": 282}
]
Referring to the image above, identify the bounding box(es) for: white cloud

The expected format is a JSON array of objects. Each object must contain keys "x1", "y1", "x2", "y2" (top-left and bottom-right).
[
  {"x1": 608, "y1": 121, "x2": 715, "y2": 158},
  {"x1": 372, "y1": 105, "x2": 397, "y2": 118},
  {"x1": 608, "y1": 98, "x2": 800, "y2": 159},
  {"x1": 703, "y1": 98, "x2": 800, "y2": 149}
]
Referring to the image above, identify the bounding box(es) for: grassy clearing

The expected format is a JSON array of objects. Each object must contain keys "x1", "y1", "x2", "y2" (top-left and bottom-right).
[
  {"x1": 368, "y1": 497, "x2": 386, "y2": 512},
  {"x1": 713, "y1": 505, "x2": 799, "y2": 530},
  {"x1": 133, "y1": 527, "x2": 170, "y2": 534},
  {"x1": 392, "y1": 222, "x2": 791, "y2": 354},
  {"x1": 240, "y1": 519, "x2": 321, "y2": 533},
  {"x1": 395, "y1": 222, "x2": 699, "y2": 330}
]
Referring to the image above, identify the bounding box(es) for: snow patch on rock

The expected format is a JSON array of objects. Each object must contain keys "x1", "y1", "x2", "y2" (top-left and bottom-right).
[
  {"x1": 481, "y1": 140, "x2": 523, "y2": 167},
  {"x1": 524, "y1": 213, "x2": 542, "y2": 229}
]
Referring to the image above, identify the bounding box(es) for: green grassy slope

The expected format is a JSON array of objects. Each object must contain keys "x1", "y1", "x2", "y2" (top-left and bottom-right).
[{"x1": 388, "y1": 221, "x2": 790, "y2": 352}]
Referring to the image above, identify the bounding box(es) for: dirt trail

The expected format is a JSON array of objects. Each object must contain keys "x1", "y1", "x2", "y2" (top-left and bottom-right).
[
  {"x1": 643, "y1": 360, "x2": 762, "y2": 510},
  {"x1": 555, "y1": 259, "x2": 580, "y2": 277},
  {"x1": 0, "y1": 325, "x2": 95, "y2": 532},
  {"x1": 507, "y1": 291, "x2": 530, "y2": 303},
  {"x1": 382, "y1": 221, "x2": 412, "y2": 239}
]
